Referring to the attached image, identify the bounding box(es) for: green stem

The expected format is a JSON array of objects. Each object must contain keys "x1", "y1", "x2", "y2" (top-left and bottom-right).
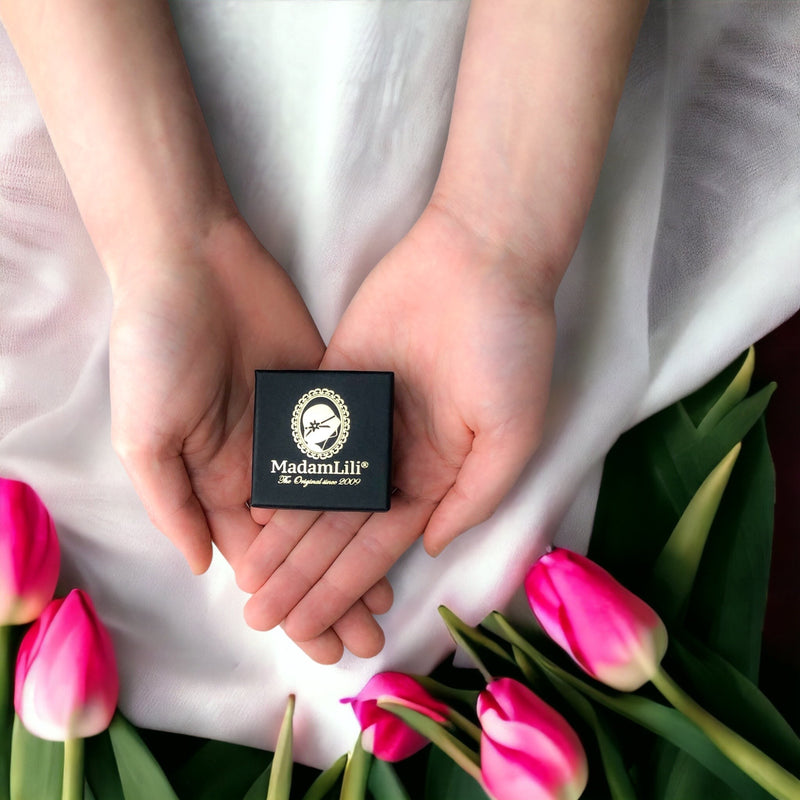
[
  {"x1": 410, "y1": 675, "x2": 480, "y2": 708},
  {"x1": 446, "y1": 709, "x2": 482, "y2": 745},
  {"x1": 61, "y1": 738, "x2": 84, "y2": 800},
  {"x1": 430, "y1": 735, "x2": 483, "y2": 787},
  {"x1": 0, "y1": 625, "x2": 10, "y2": 710},
  {"x1": 0, "y1": 625, "x2": 11, "y2": 800},
  {"x1": 377, "y1": 702, "x2": 484, "y2": 786},
  {"x1": 651, "y1": 667, "x2": 800, "y2": 800}
]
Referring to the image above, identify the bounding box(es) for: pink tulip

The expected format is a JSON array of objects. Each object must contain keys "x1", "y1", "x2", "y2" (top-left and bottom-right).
[
  {"x1": 477, "y1": 678, "x2": 588, "y2": 800},
  {"x1": 15, "y1": 589, "x2": 119, "y2": 740},
  {"x1": 0, "y1": 477, "x2": 60, "y2": 625},
  {"x1": 526, "y1": 548, "x2": 668, "y2": 692},
  {"x1": 342, "y1": 671, "x2": 451, "y2": 761}
]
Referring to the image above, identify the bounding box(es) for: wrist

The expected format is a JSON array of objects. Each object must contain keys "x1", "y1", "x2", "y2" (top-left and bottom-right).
[
  {"x1": 423, "y1": 191, "x2": 566, "y2": 308},
  {"x1": 103, "y1": 207, "x2": 247, "y2": 298},
  {"x1": 1, "y1": 0, "x2": 241, "y2": 289}
]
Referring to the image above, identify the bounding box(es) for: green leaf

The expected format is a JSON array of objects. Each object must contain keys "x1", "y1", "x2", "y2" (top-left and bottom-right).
[
  {"x1": 366, "y1": 759, "x2": 411, "y2": 800},
  {"x1": 652, "y1": 744, "x2": 738, "y2": 800},
  {"x1": 168, "y1": 739, "x2": 270, "y2": 800},
  {"x1": 649, "y1": 443, "x2": 741, "y2": 622},
  {"x1": 300, "y1": 754, "x2": 345, "y2": 800},
  {"x1": 376, "y1": 703, "x2": 481, "y2": 784},
  {"x1": 340, "y1": 736, "x2": 371, "y2": 800},
  {"x1": 107, "y1": 714, "x2": 179, "y2": 800},
  {"x1": 575, "y1": 684, "x2": 773, "y2": 799},
  {"x1": 424, "y1": 746, "x2": 489, "y2": 800},
  {"x1": 589, "y1": 362, "x2": 773, "y2": 600},
  {"x1": 509, "y1": 645, "x2": 562, "y2": 705},
  {"x1": 651, "y1": 667, "x2": 800, "y2": 800},
  {"x1": 695, "y1": 348, "x2": 755, "y2": 434},
  {"x1": 684, "y1": 417, "x2": 774, "y2": 679},
  {"x1": 9, "y1": 715, "x2": 63, "y2": 800},
  {"x1": 84, "y1": 731, "x2": 125, "y2": 800},
  {"x1": 667, "y1": 638, "x2": 800, "y2": 777},
  {"x1": 588, "y1": 404, "x2": 699, "y2": 591},
  {"x1": 437, "y1": 607, "x2": 513, "y2": 683},
  {"x1": 409, "y1": 676, "x2": 480, "y2": 709},
  {"x1": 242, "y1": 764, "x2": 271, "y2": 800},
  {"x1": 683, "y1": 383, "x2": 774, "y2": 493},
  {"x1": 681, "y1": 350, "x2": 752, "y2": 427},
  {"x1": 267, "y1": 695, "x2": 294, "y2": 800}
]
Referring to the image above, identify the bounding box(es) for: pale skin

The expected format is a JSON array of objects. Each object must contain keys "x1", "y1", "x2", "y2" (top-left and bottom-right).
[{"x1": 1, "y1": 0, "x2": 647, "y2": 664}]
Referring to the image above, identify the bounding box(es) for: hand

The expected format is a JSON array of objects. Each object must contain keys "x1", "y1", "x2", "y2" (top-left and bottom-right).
[
  {"x1": 108, "y1": 217, "x2": 325, "y2": 573},
  {"x1": 238, "y1": 204, "x2": 559, "y2": 658}
]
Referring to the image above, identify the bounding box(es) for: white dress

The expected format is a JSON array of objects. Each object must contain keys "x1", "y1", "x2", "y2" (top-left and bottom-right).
[{"x1": 1, "y1": 0, "x2": 799, "y2": 768}]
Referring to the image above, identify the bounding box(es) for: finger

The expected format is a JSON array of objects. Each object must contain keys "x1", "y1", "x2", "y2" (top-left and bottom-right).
[
  {"x1": 423, "y1": 427, "x2": 540, "y2": 557},
  {"x1": 332, "y1": 601, "x2": 385, "y2": 658},
  {"x1": 249, "y1": 505, "x2": 276, "y2": 526},
  {"x1": 282, "y1": 493, "x2": 434, "y2": 642},
  {"x1": 242, "y1": 510, "x2": 369, "y2": 631},
  {"x1": 286, "y1": 626, "x2": 344, "y2": 665},
  {"x1": 236, "y1": 508, "x2": 321, "y2": 593},
  {"x1": 205, "y1": 504, "x2": 264, "y2": 574},
  {"x1": 362, "y1": 577, "x2": 393, "y2": 616},
  {"x1": 115, "y1": 442, "x2": 213, "y2": 574}
]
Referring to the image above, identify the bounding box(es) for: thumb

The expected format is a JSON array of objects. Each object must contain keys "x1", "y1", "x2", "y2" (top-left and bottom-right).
[
  {"x1": 422, "y1": 427, "x2": 540, "y2": 557},
  {"x1": 113, "y1": 434, "x2": 214, "y2": 574}
]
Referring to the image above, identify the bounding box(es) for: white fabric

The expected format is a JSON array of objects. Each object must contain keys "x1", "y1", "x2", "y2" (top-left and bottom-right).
[{"x1": 2, "y1": 0, "x2": 800, "y2": 768}]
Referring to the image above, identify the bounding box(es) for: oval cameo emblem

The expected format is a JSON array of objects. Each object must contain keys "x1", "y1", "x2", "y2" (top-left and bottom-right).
[{"x1": 291, "y1": 388, "x2": 350, "y2": 459}]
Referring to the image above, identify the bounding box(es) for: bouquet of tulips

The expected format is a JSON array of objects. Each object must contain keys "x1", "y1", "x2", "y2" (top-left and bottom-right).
[
  {"x1": 329, "y1": 348, "x2": 800, "y2": 800},
  {"x1": 337, "y1": 544, "x2": 800, "y2": 800}
]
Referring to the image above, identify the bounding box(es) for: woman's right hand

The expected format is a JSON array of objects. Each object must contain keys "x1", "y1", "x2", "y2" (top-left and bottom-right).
[{"x1": 108, "y1": 216, "x2": 325, "y2": 575}]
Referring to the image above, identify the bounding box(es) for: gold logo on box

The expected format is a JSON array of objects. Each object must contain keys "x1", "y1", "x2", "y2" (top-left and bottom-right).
[{"x1": 291, "y1": 388, "x2": 350, "y2": 459}]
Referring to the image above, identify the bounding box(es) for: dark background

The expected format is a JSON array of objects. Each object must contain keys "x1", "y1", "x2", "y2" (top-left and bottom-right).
[{"x1": 756, "y1": 309, "x2": 800, "y2": 731}]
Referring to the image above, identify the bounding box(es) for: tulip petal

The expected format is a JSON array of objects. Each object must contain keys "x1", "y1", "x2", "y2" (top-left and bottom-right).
[
  {"x1": 480, "y1": 708, "x2": 578, "y2": 769},
  {"x1": 361, "y1": 717, "x2": 429, "y2": 762},
  {"x1": 343, "y1": 672, "x2": 450, "y2": 762},
  {"x1": 477, "y1": 680, "x2": 588, "y2": 800},
  {"x1": 0, "y1": 479, "x2": 60, "y2": 625},
  {"x1": 526, "y1": 549, "x2": 667, "y2": 691},
  {"x1": 482, "y1": 736, "x2": 582, "y2": 800},
  {"x1": 14, "y1": 589, "x2": 118, "y2": 741}
]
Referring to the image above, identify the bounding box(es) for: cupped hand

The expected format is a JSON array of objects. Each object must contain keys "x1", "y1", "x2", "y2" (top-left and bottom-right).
[
  {"x1": 239, "y1": 205, "x2": 559, "y2": 658},
  {"x1": 108, "y1": 217, "x2": 325, "y2": 574}
]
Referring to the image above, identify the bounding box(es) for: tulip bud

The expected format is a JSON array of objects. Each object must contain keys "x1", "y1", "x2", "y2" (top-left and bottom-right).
[
  {"x1": 477, "y1": 678, "x2": 588, "y2": 800},
  {"x1": 342, "y1": 672, "x2": 451, "y2": 761},
  {"x1": 15, "y1": 589, "x2": 118, "y2": 740},
  {"x1": 526, "y1": 548, "x2": 668, "y2": 692},
  {"x1": 0, "y1": 477, "x2": 60, "y2": 625}
]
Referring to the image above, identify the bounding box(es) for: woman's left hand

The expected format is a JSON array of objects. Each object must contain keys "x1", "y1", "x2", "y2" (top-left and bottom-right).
[{"x1": 237, "y1": 204, "x2": 558, "y2": 656}]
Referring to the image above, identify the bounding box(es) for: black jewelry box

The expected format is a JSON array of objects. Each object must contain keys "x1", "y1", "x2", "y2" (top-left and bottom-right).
[{"x1": 251, "y1": 370, "x2": 393, "y2": 512}]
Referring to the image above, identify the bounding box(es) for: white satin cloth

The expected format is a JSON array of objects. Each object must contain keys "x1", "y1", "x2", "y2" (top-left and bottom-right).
[{"x1": 2, "y1": 1, "x2": 799, "y2": 768}]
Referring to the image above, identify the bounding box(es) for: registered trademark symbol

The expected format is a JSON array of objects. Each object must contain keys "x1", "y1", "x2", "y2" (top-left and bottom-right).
[{"x1": 361, "y1": 461, "x2": 369, "y2": 468}]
